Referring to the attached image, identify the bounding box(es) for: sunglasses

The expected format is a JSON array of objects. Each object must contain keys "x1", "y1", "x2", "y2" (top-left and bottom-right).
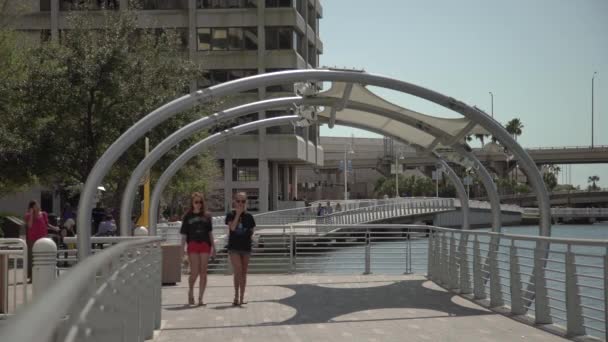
[
  {"x1": 193, "y1": 200, "x2": 203, "y2": 204},
  {"x1": 235, "y1": 200, "x2": 246, "y2": 204}
]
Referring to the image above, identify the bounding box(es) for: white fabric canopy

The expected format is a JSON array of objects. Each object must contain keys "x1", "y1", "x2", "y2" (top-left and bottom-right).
[{"x1": 316, "y1": 82, "x2": 490, "y2": 149}]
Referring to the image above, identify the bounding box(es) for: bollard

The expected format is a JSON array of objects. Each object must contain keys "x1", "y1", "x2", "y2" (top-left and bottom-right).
[
  {"x1": 33, "y1": 238, "x2": 57, "y2": 299},
  {"x1": 134, "y1": 226, "x2": 149, "y2": 236}
]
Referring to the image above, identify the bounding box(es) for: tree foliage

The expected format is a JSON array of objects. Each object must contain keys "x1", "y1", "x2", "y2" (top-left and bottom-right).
[
  {"x1": 374, "y1": 175, "x2": 436, "y2": 197},
  {"x1": 588, "y1": 175, "x2": 600, "y2": 191},
  {"x1": 0, "y1": 10, "x2": 220, "y2": 216}
]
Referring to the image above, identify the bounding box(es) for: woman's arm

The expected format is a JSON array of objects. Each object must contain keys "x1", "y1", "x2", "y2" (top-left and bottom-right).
[{"x1": 227, "y1": 212, "x2": 241, "y2": 232}]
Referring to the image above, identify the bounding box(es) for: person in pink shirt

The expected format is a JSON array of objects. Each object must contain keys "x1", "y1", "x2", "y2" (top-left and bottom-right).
[{"x1": 24, "y1": 200, "x2": 58, "y2": 280}]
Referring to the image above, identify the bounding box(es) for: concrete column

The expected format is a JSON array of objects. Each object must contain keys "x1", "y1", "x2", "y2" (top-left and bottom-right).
[
  {"x1": 259, "y1": 159, "x2": 269, "y2": 212},
  {"x1": 271, "y1": 162, "x2": 279, "y2": 210},
  {"x1": 50, "y1": 0, "x2": 58, "y2": 41},
  {"x1": 291, "y1": 166, "x2": 298, "y2": 200},
  {"x1": 224, "y1": 158, "x2": 233, "y2": 212},
  {"x1": 282, "y1": 165, "x2": 290, "y2": 202},
  {"x1": 188, "y1": 0, "x2": 197, "y2": 92},
  {"x1": 32, "y1": 238, "x2": 57, "y2": 299}
]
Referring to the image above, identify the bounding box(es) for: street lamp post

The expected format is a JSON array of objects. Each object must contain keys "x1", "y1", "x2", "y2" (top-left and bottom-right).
[
  {"x1": 592, "y1": 72, "x2": 597, "y2": 148},
  {"x1": 344, "y1": 143, "x2": 354, "y2": 202},
  {"x1": 489, "y1": 91, "x2": 494, "y2": 118}
]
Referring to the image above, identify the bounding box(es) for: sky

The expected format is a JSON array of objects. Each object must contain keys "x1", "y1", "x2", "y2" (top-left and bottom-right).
[{"x1": 318, "y1": 0, "x2": 608, "y2": 188}]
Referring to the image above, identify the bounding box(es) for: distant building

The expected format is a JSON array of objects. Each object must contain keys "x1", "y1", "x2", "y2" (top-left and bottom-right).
[{"x1": 7, "y1": 0, "x2": 324, "y2": 214}]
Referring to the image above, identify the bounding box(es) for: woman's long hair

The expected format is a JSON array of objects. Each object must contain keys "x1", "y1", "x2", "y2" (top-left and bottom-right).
[{"x1": 187, "y1": 192, "x2": 210, "y2": 218}]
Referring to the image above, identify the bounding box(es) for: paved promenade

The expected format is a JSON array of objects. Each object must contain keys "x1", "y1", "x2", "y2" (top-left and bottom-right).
[{"x1": 157, "y1": 274, "x2": 567, "y2": 342}]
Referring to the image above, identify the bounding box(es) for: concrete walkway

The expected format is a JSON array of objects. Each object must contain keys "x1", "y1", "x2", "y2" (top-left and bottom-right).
[{"x1": 157, "y1": 274, "x2": 566, "y2": 342}]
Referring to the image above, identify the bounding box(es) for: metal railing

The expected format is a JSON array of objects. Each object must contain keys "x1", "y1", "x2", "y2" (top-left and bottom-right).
[
  {"x1": 0, "y1": 238, "x2": 29, "y2": 315},
  {"x1": 523, "y1": 207, "x2": 608, "y2": 218},
  {"x1": 0, "y1": 236, "x2": 162, "y2": 342},
  {"x1": 427, "y1": 226, "x2": 608, "y2": 340}
]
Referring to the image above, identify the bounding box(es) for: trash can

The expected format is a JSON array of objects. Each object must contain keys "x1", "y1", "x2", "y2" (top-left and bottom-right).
[
  {"x1": 161, "y1": 244, "x2": 182, "y2": 285},
  {"x1": 158, "y1": 222, "x2": 182, "y2": 285}
]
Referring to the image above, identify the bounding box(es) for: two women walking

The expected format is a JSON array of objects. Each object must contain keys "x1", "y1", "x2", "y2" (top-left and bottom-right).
[{"x1": 180, "y1": 192, "x2": 255, "y2": 307}]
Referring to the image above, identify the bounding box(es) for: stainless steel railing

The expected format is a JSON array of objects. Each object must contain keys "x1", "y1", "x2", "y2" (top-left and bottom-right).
[
  {"x1": 427, "y1": 226, "x2": 608, "y2": 340},
  {"x1": 0, "y1": 238, "x2": 29, "y2": 315},
  {"x1": 0, "y1": 236, "x2": 162, "y2": 342}
]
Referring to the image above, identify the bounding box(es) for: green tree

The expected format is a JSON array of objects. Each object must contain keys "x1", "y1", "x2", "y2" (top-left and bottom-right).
[
  {"x1": 543, "y1": 172, "x2": 558, "y2": 191},
  {"x1": 6, "y1": 10, "x2": 219, "y2": 220},
  {"x1": 0, "y1": 8, "x2": 34, "y2": 194},
  {"x1": 588, "y1": 175, "x2": 600, "y2": 191},
  {"x1": 505, "y1": 118, "x2": 524, "y2": 141}
]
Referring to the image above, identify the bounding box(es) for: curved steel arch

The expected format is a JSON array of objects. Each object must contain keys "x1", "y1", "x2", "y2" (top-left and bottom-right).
[
  {"x1": 118, "y1": 97, "x2": 303, "y2": 234},
  {"x1": 148, "y1": 116, "x2": 298, "y2": 233},
  {"x1": 124, "y1": 94, "x2": 472, "y2": 234},
  {"x1": 77, "y1": 69, "x2": 550, "y2": 259}
]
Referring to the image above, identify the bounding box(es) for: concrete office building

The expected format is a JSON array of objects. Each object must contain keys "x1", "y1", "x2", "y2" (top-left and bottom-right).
[{"x1": 6, "y1": 0, "x2": 324, "y2": 214}]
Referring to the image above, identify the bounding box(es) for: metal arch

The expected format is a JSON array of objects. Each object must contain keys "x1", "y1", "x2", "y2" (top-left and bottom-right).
[
  {"x1": 77, "y1": 69, "x2": 550, "y2": 259},
  {"x1": 452, "y1": 144, "x2": 502, "y2": 232},
  {"x1": 125, "y1": 94, "x2": 473, "y2": 234},
  {"x1": 148, "y1": 116, "x2": 299, "y2": 234},
  {"x1": 328, "y1": 118, "x2": 470, "y2": 230},
  {"x1": 434, "y1": 157, "x2": 470, "y2": 230},
  {"x1": 119, "y1": 97, "x2": 303, "y2": 235}
]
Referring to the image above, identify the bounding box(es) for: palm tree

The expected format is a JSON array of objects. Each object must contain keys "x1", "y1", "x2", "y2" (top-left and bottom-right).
[
  {"x1": 588, "y1": 175, "x2": 600, "y2": 190},
  {"x1": 505, "y1": 118, "x2": 524, "y2": 183},
  {"x1": 505, "y1": 118, "x2": 524, "y2": 141}
]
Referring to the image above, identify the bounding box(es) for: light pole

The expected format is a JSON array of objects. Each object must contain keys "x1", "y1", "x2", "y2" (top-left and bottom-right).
[
  {"x1": 489, "y1": 91, "x2": 494, "y2": 118},
  {"x1": 394, "y1": 150, "x2": 404, "y2": 197},
  {"x1": 343, "y1": 143, "x2": 354, "y2": 202},
  {"x1": 592, "y1": 72, "x2": 597, "y2": 148}
]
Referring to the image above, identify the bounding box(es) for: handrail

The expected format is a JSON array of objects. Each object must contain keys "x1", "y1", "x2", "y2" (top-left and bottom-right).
[
  {"x1": 0, "y1": 238, "x2": 28, "y2": 314},
  {"x1": 0, "y1": 236, "x2": 162, "y2": 342}
]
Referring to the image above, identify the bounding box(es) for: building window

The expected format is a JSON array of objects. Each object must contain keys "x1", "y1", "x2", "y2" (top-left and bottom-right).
[
  {"x1": 198, "y1": 0, "x2": 257, "y2": 9},
  {"x1": 232, "y1": 160, "x2": 259, "y2": 182},
  {"x1": 266, "y1": 27, "x2": 293, "y2": 50},
  {"x1": 139, "y1": 0, "x2": 187, "y2": 9},
  {"x1": 60, "y1": 0, "x2": 119, "y2": 10},
  {"x1": 198, "y1": 69, "x2": 257, "y2": 89},
  {"x1": 197, "y1": 27, "x2": 257, "y2": 51},
  {"x1": 40, "y1": 0, "x2": 51, "y2": 11},
  {"x1": 265, "y1": 0, "x2": 291, "y2": 7},
  {"x1": 211, "y1": 28, "x2": 228, "y2": 50}
]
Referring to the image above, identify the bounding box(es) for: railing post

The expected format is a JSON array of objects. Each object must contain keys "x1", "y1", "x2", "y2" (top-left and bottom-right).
[
  {"x1": 489, "y1": 237, "x2": 503, "y2": 307},
  {"x1": 440, "y1": 232, "x2": 448, "y2": 286},
  {"x1": 364, "y1": 228, "x2": 371, "y2": 275},
  {"x1": 509, "y1": 243, "x2": 525, "y2": 315},
  {"x1": 565, "y1": 247, "x2": 585, "y2": 337},
  {"x1": 289, "y1": 226, "x2": 295, "y2": 273},
  {"x1": 427, "y1": 231, "x2": 435, "y2": 279},
  {"x1": 459, "y1": 232, "x2": 471, "y2": 294},
  {"x1": 448, "y1": 232, "x2": 458, "y2": 290},
  {"x1": 604, "y1": 252, "x2": 608, "y2": 342},
  {"x1": 33, "y1": 238, "x2": 57, "y2": 299},
  {"x1": 534, "y1": 243, "x2": 552, "y2": 324},
  {"x1": 473, "y1": 236, "x2": 485, "y2": 299}
]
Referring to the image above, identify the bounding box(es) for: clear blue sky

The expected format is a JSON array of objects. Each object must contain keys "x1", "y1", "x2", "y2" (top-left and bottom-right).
[{"x1": 319, "y1": 0, "x2": 608, "y2": 188}]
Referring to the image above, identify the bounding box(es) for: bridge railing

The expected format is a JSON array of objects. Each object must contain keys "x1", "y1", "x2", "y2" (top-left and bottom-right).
[
  {"x1": 523, "y1": 207, "x2": 608, "y2": 217},
  {"x1": 0, "y1": 236, "x2": 163, "y2": 342},
  {"x1": 427, "y1": 226, "x2": 608, "y2": 340},
  {"x1": 0, "y1": 238, "x2": 29, "y2": 315}
]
